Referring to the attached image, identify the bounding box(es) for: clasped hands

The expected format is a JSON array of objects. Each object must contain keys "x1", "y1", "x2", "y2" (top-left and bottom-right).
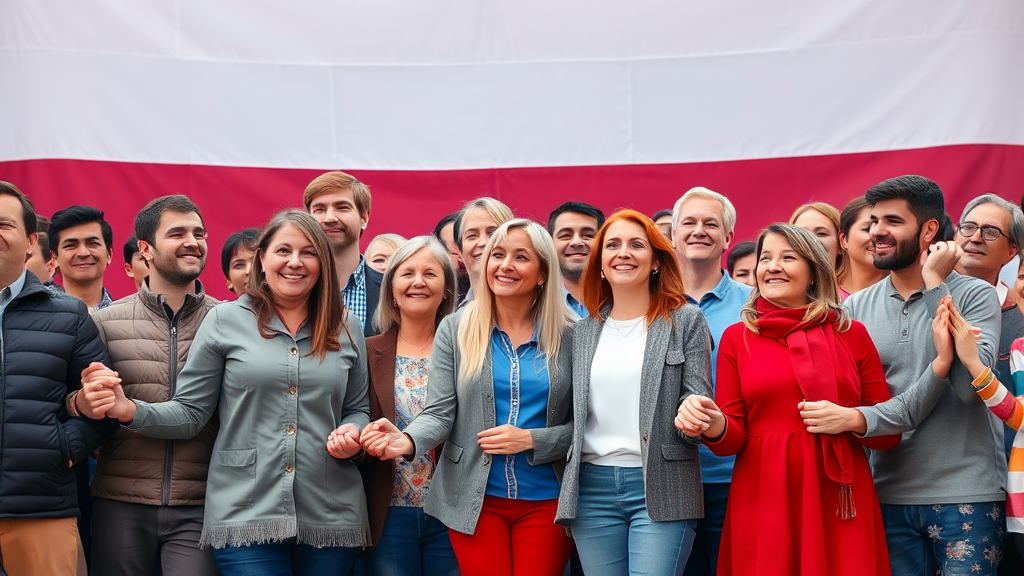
[{"x1": 358, "y1": 419, "x2": 534, "y2": 461}]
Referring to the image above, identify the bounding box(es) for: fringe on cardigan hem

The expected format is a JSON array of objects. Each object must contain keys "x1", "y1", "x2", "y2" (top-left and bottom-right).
[{"x1": 200, "y1": 518, "x2": 371, "y2": 549}]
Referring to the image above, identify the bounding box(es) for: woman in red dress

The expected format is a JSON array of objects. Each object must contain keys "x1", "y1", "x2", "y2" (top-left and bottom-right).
[{"x1": 675, "y1": 223, "x2": 901, "y2": 576}]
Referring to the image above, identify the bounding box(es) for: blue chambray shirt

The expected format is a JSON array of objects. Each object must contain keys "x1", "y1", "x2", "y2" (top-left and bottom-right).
[
  {"x1": 687, "y1": 271, "x2": 751, "y2": 484},
  {"x1": 486, "y1": 325, "x2": 560, "y2": 500}
]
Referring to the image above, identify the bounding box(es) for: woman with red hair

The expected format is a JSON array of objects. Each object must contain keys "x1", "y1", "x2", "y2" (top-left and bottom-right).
[{"x1": 555, "y1": 209, "x2": 712, "y2": 576}]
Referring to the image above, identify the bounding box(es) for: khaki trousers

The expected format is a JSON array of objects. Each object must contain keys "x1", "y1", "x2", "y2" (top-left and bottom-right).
[{"x1": 0, "y1": 516, "x2": 87, "y2": 576}]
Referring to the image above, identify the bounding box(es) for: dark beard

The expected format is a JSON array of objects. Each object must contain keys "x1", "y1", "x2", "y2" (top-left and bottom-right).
[{"x1": 872, "y1": 235, "x2": 920, "y2": 271}]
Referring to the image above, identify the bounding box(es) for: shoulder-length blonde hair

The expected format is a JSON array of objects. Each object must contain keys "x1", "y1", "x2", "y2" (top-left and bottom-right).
[
  {"x1": 582, "y1": 209, "x2": 688, "y2": 324},
  {"x1": 458, "y1": 219, "x2": 573, "y2": 379},
  {"x1": 373, "y1": 236, "x2": 458, "y2": 333},
  {"x1": 246, "y1": 209, "x2": 348, "y2": 361},
  {"x1": 789, "y1": 202, "x2": 847, "y2": 283},
  {"x1": 741, "y1": 223, "x2": 851, "y2": 333}
]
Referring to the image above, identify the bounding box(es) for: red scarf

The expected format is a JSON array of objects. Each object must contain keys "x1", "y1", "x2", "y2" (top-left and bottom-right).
[{"x1": 755, "y1": 297, "x2": 859, "y2": 519}]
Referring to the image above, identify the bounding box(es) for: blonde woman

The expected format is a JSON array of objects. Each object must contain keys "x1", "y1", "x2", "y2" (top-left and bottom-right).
[
  {"x1": 366, "y1": 233, "x2": 409, "y2": 274},
  {"x1": 790, "y1": 202, "x2": 847, "y2": 298},
  {"x1": 360, "y1": 219, "x2": 575, "y2": 576}
]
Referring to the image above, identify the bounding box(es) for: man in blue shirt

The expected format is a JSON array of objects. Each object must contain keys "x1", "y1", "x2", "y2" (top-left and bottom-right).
[
  {"x1": 548, "y1": 202, "x2": 605, "y2": 318},
  {"x1": 672, "y1": 187, "x2": 751, "y2": 576}
]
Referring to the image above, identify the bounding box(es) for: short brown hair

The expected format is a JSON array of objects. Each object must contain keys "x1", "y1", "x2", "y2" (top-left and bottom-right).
[
  {"x1": 0, "y1": 181, "x2": 38, "y2": 236},
  {"x1": 302, "y1": 171, "x2": 371, "y2": 218}
]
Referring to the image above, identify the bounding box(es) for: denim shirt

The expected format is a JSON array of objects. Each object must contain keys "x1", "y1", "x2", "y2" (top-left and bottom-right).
[
  {"x1": 486, "y1": 326, "x2": 560, "y2": 500},
  {"x1": 687, "y1": 271, "x2": 751, "y2": 484}
]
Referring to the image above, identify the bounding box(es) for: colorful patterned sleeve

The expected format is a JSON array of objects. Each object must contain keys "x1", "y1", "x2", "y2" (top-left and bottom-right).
[
  {"x1": 972, "y1": 367, "x2": 1024, "y2": 431},
  {"x1": 1010, "y1": 338, "x2": 1024, "y2": 397}
]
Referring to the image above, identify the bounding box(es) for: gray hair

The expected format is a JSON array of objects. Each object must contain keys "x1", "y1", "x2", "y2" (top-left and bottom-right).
[
  {"x1": 671, "y1": 187, "x2": 738, "y2": 235},
  {"x1": 373, "y1": 236, "x2": 458, "y2": 333},
  {"x1": 960, "y1": 194, "x2": 1024, "y2": 265}
]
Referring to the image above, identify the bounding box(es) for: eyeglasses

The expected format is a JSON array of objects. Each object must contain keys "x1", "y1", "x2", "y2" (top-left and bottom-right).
[{"x1": 957, "y1": 222, "x2": 1006, "y2": 242}]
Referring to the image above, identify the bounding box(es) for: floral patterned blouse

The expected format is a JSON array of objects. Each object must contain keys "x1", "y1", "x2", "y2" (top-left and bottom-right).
[{"x1": 391, "y1": 355, "x2": 436, "y2": 507}]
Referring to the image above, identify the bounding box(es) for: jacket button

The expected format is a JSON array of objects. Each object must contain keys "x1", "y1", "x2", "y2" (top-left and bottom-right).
[
  {"x1": 642, "y1": 433, "x2": 649, "y2": 443},
  {"x1": 288, "y1": 386, "x2": 297, "y2": 395},
  {"x1": 289, "y1": 347, "x2": 298, "y2": 355},
  {"x1": 285, "y1": 463, "x2": 294, "y2": 473},
  {"x1": 286, "y1": 425, "x2": 295, "y2": 435}
]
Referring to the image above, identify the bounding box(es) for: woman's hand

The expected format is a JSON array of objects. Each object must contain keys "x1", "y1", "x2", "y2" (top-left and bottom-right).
[
  {"x1": 359, "y1": 418, "x2": 414, "y2": 460},
  {"x1": 80, "y1": 362, "x2": 135, "y2": 423},
  {"x1": 675, "y1": 395, "x2": 723, "y2": 438},
  {"x1": 477, "y1": 424, "x2": 534, "y2": 455},
  {"x1": 799, "y1": 400, "x2": 867, "y2": 435},
  {"x1": 931, "y1": 296, "x2": 954, "y2": 379},
  {"x1": 327, "y1": 423, "x2": 362, "y2": 459},
  {"x1": 947, "y1": 299, "x2": 986, "y2": 377}
]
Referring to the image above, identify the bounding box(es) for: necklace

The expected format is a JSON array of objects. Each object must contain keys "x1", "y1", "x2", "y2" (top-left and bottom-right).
[
  {"x1": 399, "y1": 332, "x2": 433, "y2": 353},
  {"x1": 607, "y1": 317, "x2": 645, "y2": 338}
]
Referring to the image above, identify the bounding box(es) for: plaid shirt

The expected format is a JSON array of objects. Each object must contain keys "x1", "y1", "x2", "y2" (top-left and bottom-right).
[{"x1": 342, "y1": 255, "x2": 368, "y2": 328}]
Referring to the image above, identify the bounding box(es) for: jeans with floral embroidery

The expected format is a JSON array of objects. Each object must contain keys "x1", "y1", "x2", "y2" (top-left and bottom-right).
[{"x1": 880, "y1": 502, "x2": 1005, "y2": 576}]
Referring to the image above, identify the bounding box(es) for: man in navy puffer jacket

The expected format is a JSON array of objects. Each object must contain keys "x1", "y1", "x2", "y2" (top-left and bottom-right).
[{"x1": 0, "y1": 181, "x2": 116, "y2": 575}]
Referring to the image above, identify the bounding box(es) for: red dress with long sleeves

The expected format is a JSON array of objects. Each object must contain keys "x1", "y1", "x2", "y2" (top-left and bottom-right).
[{"x1": 706, "y1": 320, "x2": 899, "y2": 576}]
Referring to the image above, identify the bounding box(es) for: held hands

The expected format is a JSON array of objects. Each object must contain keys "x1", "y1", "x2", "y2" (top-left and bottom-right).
[
  {"x1": 931, "y1": 296, "x2": 955, "y2": 378},
  {"x1": 477, "y1": 424, "x2": 534, "y2": 455},
  {"x1": 921, "y1": 241, "x2": 964, "y2": 290},
  {"x1": 941, "y1": 296, "x2": 985, "y2": 376},
  {"x1": 674, "y1": 395, "x2": 723, "y2": 438},
  {"x1": 358, "y1": 418, "x2": 414, "y2": 460},
  {"x1": 326, "y1": 424, "x2": 361, "y2": 459},
  {"x1": 80, "y1": 362, "x2": 135, "y2": 422}
]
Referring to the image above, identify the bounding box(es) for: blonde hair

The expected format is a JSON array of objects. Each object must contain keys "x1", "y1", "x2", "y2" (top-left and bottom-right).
[
  {"x1": 740, "y1": 223, "x2": 851, "y2": 333},
  {"x1": 458, "y1": 219, "x2": 573, "y2": 379},
  {"x1": 789, "y1": 202, "x2": 847, "y2": 282},
  {"x1": 374, "y1": 236, "x2": 457, "y2": 333},
  {"x1": 366, "y1": 233, "x2": 408, "y2": 256},
  {"x1": 671, "y1": 187, "x2": 737, "y2": 234},
  {"x1": 302, "y1": 171, "x2": 372, "y2": 218}
]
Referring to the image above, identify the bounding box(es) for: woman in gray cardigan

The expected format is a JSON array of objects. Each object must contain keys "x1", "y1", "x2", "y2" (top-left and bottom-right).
[
  {"x1": 555, "y1": 209, "x2": 713, "y2": 576},
  {"x1": 82, "y1": 210, "x2": 371, "y2": 576},
  {"x1": 360, "y1": 219, "x2": 575, "y2": 576}
]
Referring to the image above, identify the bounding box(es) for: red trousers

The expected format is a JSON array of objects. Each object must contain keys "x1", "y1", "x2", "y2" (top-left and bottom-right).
[{"x1": 447, "y1": 496, "x2": 574, "y2": 576}]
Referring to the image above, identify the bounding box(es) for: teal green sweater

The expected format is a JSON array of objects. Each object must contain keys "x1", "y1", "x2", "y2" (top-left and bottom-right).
[{"x1": 129, "y1": 296, "x2": 371, "y2": 548}]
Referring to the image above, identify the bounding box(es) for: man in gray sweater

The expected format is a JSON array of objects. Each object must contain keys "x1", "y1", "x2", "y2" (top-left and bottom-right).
[{"x1": 800, "y1": 176, "x2": 1005, "y2": 576}]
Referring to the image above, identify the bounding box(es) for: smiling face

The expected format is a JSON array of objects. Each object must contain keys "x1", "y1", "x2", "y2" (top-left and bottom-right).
[
  {"x1": 552, "y1": 211, "x2": 599, "y2": 283},
  {"x1": 485, "y1": 228, "x2": 546, "y2": 301},
  {"x1": 840, "y1": 205, "x2": 875, "y2": 271},
  {"x1": 757, "y1": 232, "x2": 813, "y2": 309},
  {"x1": 261, "y1": 223, "x2": 322, "y2": 306},
  {"x1": 601, "y1": 218, "x2": 656, "y2": 291},
  {"x1": 307, "y1": 188, "x2": 367, "y2": 251},
  {"x1": 460, "y1": 207, "x2": 500, "y2": 279},
  {"x1": 0, "y1": 194, "x2": 35, "y2": 286},
  {"x1": 955, "y1": 202, "x2": 1018, "y2": 284},
  {"x1": 53, "y1": 222, "x2": 111, "y2": 285},
  {"x1": 793, "y1": 208, "x2": 839, "y2": 268},
  {"x1": 141, "y1": 210, "x2": 207, "y2": 287},
  {"x1": 870, "y1": 199, "x2": 925, "y2": 271},
  {"x1": 392, "y1": 247, "x2": 446, "y2": 320},
  {"x1": 672, "y1": 197, "x2": 733, "y2": 265}
]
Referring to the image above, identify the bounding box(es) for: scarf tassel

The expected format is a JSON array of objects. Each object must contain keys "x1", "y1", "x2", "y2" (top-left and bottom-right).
[{"x1": 837, "y1": 484, "x2": 856, "y2": 520}]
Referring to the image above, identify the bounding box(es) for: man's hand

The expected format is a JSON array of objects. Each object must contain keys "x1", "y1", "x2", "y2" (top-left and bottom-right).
[
  {"x1": 931, "y1": 296, "x2": 954, "y2": 379},
  {"x1": 921, "y1": 241, "x2": 963, "y2": 290},
  {"x1": 79, "y1": 362, "x2": 120, "y2": 419}
]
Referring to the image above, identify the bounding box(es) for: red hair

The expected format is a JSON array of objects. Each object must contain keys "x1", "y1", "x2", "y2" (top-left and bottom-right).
[{"x1": 582, "y1": 209, "x2": 688, "y2": 323}]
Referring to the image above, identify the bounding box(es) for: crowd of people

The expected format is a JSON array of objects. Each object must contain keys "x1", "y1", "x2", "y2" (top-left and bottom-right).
[{"x1": 1, "y1": 171, "x2": 1023, "y2": 576}]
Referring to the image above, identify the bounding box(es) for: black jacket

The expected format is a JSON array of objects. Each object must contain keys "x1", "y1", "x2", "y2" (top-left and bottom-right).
[
  {"x1": 0, "y1": 273, "x2": 117, "y2": 518},
  {"x1": 363, "y1": 262, "x2": 383, "y2": 337}
]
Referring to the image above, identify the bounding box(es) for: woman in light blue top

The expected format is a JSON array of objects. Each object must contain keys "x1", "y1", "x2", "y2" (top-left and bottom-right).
[{"x1": 82, "y1": 210, "x2": 370, "y2": 576}]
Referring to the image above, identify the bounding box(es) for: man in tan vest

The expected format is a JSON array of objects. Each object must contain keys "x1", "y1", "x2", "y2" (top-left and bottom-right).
[{"x1": 85, "y1": 195, "x2": 220, "y2": 576}]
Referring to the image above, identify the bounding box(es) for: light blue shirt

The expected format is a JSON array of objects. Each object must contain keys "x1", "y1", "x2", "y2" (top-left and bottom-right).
[
  {"x1": 486, "y1": 326, "x2": 560, "y2": 500},
  {"x1": 687, "y1": 271, "x2": 751, "y2": 484},
  {"x1": 0, "y1": 270, "x2": 28, "y2": 326},
  {"x1": 561, "y1": 285, "x2": 587, "y2": 319}
]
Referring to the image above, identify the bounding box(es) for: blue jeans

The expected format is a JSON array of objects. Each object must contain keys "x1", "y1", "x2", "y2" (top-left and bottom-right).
[
  {"x1": 571, "y1": 464, "x2": 696, "y2": 576},
  {"x1": 361, "y1": 506, "x2": 459, "y2": 576},
  {"x1": 881, "y1": 502, "x2": 1005, "y2": 576},
  {"x1": 213, "y1": 541, "x2": 359, "y2": 576},
  {"x1": 682, "y1": 482, "x2": 729, "y2": 576}
]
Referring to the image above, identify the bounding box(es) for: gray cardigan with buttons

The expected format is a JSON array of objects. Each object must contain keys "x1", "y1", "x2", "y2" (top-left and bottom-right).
[
  {"x1": 556, "y1": 304, "x2": 712, "y2": 525},
  {"x1": 402, "y1": 308, "x2": 574, "y2": 535},
  {"x1": 128, "y1": 297, "x2": 371, "y2": 549}
]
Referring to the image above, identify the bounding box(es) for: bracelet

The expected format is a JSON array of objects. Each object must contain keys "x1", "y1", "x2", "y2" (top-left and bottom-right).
[{"x1": 66, "y1": 391, "x2": 82, "y2": 417}]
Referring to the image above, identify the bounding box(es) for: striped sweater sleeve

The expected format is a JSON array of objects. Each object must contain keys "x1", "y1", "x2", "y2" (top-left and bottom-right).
[
  {"x1": 972, "y1": 358, "x2": 1024, "y2": 534},
  {"x1": 1010, "y1": 338, "x2": 1024, "y2": 397}
]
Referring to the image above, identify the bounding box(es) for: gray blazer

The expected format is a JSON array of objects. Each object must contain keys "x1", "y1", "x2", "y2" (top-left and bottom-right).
[
  {"x1": 556, "y1": 304, "x2": 712, "y2": 526},
  {"x1": 403, "y1": 308, "x2": 574, "y2": 535}
]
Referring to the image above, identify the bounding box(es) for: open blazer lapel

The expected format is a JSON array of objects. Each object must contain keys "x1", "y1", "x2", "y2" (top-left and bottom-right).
[{"x1": 638, "y1": 315, "x2": 671, "y2": 437}]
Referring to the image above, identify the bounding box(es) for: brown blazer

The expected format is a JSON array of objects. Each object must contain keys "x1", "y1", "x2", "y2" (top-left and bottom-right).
[{"x1": 363, "y1": 326, "x2": 445, "y2": 545}]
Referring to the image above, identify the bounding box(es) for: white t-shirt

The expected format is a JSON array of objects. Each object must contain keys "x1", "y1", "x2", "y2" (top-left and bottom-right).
[{"x1": 581, "y1": 316, "x2": 647, "y2": 467}]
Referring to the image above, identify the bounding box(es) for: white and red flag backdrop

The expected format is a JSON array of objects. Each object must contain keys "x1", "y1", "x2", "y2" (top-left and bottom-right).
[{"x1": 2, "y1": 1, "x2": 1023, "y2": 300}]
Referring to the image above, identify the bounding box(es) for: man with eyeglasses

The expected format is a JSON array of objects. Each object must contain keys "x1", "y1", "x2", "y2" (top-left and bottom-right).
[{"x1": 84, "y1": 195, "x2": 220, "y2": 576}]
